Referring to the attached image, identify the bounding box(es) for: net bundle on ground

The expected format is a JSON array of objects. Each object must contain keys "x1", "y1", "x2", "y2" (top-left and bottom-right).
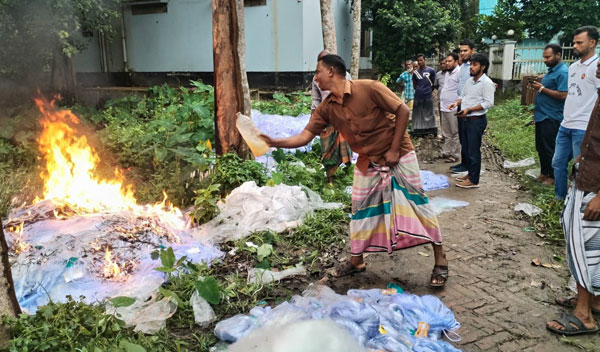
[{"x1": 214, "y1": 284, "x2": 462, "y2": 352}]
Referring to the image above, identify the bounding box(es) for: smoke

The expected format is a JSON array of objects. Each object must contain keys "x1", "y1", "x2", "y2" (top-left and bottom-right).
[{"x1": 0, "y1": 0, "x2": 121, "y2": 106}]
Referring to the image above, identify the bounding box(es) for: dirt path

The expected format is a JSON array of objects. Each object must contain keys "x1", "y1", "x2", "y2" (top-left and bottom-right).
[{"x1": 329, "y1": 140, "x2": 600, "y2": 352}]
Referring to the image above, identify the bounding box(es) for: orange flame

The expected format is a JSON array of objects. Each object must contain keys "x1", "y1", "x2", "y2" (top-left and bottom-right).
[
  {"x1": 8, "y1": 222, "x2": 31, "y2": 254},
  {"x1": 32, "y1": 95, "x2": 184, "y2": 230},
  {"x1": 102, "y1": 246, "x2": 123, "y2": 280},
  {"x1": 34, "y1": 96, "x2": 138, "y2": 212}
]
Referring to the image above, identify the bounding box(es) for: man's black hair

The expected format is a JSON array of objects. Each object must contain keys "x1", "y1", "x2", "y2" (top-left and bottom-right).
[
  {"x1": 446, "y1": 52, "x2": 459, "y2": 61},
  {"x1": 459, "y1": 39, "x2": 475, "y2": 49},
  {"x1": 318, "y1": 54, "x2": 347, "y2": 75},
  {"x1": 574, "y1": 26, "x2": 600, "y2": 42},
  {"x1": 416, "y1": 53, "x2": 426, "y2": 59},
  {"x1": 470, "y1": 53, "x2": 489, "y2": 74},
  {"x1": 452, "y1": 47, "x2": 460, "y2": 54},
  {"x1": 544, "y1": 43, "x2": 563, "y2": 55}
]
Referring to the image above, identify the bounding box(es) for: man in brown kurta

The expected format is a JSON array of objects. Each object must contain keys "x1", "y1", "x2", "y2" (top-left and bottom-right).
[{"x1": 261, "y1": 54, "x2": 449, "y2": 286}]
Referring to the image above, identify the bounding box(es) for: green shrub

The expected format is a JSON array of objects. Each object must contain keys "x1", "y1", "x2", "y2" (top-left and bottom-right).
[{"x1": 251, "y1": 92, "x2": 312, "y2": 116}]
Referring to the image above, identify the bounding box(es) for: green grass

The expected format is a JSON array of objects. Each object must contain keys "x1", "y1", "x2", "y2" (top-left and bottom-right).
[{"x1": 486, "y1": 98, "x2": 563, "y2": 241}]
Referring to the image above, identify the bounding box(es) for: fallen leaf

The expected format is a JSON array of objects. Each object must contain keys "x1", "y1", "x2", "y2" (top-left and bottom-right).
[
  {"x1": 418, "y1": 251, "x2": 430, "y2": 257},
  {"x1": 531, "y1": 258, "x2": 541, "y2": 266}
]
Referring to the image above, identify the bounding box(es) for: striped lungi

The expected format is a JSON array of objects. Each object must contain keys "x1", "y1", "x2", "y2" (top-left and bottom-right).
[
  {"x1": 320, "y1": 125, "x2": 353, "y2": 177},
  {"x1": 350, "y1": 151, "x2": 443, "y2": 256},
  {"x1": 562, "y1": 185, "x2": 600, "y2": 296}
]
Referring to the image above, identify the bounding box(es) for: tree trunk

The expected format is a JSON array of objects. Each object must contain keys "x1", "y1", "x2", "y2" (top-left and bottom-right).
[
  {"x1": 350, "y1": 0, "x2": 361, "y2": 78},
  {"x1": 320, "y1": 0, "x2": 337, "y2": 53},
  {"x1": 50, "y1": 48, "x2": 76, "y2": 104},
  {"x1": 212, "y1": 0, "x2": 251, "y2": 158},
  {"x1": 0, "y1": 218, "x2": 21, "y2": 348}
]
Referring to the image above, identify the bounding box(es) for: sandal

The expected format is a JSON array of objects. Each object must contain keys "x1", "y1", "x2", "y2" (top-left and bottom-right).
[
  {"x1": 332, "y1": 261, "x2": 366, "y2": 278},
  {"x1": 546, "y1": 312, "x2": 599, "y2": 336},
  {"x1": 430, "y1": 265, "x2": 448, "y2": 288},
  {"x1": 555, "y1": 296, "x2": 600, "y2": 314}
]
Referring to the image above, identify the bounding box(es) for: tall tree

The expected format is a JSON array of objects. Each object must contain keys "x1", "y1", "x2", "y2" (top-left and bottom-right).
[
  {"x1": 320, "y1": 0, "x2": 338, "y2": 52},
  {"x1": 478, "y1": 0, "x2": 525, "y2": 42},
  {"x1": 0, "y1": 0, "x2": 121, "y2": 102},
  {"x1": 0, "y1": 218, "x2": 21, "y2": 348},
  {"x1": 350, "y1": 0, "x2": 362, "y2": 78},
  {"x1": 516, "y1": 0, "x2": 600, "y2": 42},
  {"x1": 362, "y1": 0, "x2": 460, "y2": 78},
  {"x1": 459, "y1": 0, "x2": 480, "y2": 41},
  {"x1": 212, "y1": 0, "x2": 251, "y2": 157}
]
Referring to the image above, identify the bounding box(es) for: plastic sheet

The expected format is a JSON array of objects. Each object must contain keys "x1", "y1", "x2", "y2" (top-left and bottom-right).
[
  {"x1": 420, "y1": 170, "x2": 450, "y2": 192},
  {"x1": 525, "y1": 168, "x2": 540, "y2": 179},
  {"x1": 196, "y1": 181, "x2": 342, "y2": 244},
  {"x1": 503, "y1": 157, "x2": 535, "y2": 168},
  {"x1": 428, "y1": 197, "x2": 469, "y2": 216},
  {"x1": 214, "y1": 285, "x2": 462, "y2": 351},
  {"x1": 247, "y1": 265, "x2": 306, "y2": 284},
  {"x1": 225, "y1": 319, "x2": 368, "y2": 352},
  {"x1": 514, "y1": 203, "x2": 542, "y2": 217},
  {"x1": 5, "y1": 202, "x2": 224, "y2": 314},
  {"x1": 191, "y1": 290, "x2": 217, "y2": 327}
]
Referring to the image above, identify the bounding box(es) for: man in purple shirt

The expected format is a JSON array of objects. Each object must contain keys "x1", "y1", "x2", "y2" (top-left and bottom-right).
[{"x1": 412, "y1": 54, "x2": 438, "y2": 136}]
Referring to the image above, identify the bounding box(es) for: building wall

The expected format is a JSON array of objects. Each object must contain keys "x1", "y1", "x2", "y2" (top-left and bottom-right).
[
  {"x1": 479, "y1": 0, "x2": 497, "y2": 15},
  {"x1": 73, "y1": 0, "x2": 353, "y2": 74}
]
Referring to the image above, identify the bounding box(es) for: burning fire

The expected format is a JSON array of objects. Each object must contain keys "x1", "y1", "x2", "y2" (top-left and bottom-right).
[
  {"x1": 7, "y1": 222, "x2": 31, "y2": 254},
  {"x1": 34, "y1": 96, "x2": 138, "y2": 212},
  {"x1": 102, "y1": 246, "x2": 125, "y2": 280},
  {"x1": 33, "y1": 96, "x2": 184, "y2": 223}
]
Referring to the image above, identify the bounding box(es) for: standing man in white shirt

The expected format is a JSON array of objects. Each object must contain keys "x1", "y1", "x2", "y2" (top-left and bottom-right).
[
  {"x1": 450, "y1": 39, "x2": 476, "y2": 174},
  {"x1": 552, "y1": 26, "x2": 600, "y2": 200},
  {"x1": 439, "y1": 52, "x2": 461, "y2": 162},
  {"x1": 448, "y1": 53, "x2": 495, "y2": 189}
]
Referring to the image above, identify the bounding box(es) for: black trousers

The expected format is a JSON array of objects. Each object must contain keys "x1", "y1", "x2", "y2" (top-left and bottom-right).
[
  {"x1": 535, "y1": 118, "x2": 561, "y2": 178},
  {"x1": 463, "y1": 116, "x2": 487, "y2": 184}
]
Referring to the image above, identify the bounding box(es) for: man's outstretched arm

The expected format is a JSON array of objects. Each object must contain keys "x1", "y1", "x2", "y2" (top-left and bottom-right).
[{"x1": 261, "y1": 129, "x2": 316, "y2": 149}]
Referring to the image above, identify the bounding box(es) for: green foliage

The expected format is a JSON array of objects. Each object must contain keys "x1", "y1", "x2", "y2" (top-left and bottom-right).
[
  {"x1": 0, "y1": 0, "x2": 121, "y2": 80},
  {"x1": 268, "y1": 147, "x2": 353, "y2": 203},
  {"x1": 3, "y1": 297, "x2": 130, "y2": 352},
  {"x1": 362, "y1": 0, "x2": 461, "y2": 77},
  {"x1": 251, "y1": 92, "x2": 312, "y2": 116},
  {"x1": 486, "y1": 98, "x2": 536, "y2": 160},
  {"x1": 192, "y1": 183, "x2": 221, "y2": 224},
  {"x1": 194, "y1": 277, "x2": 222, "y2": 305},
  {"x1": 515, "y1": 0, "x2": 600, "y2": 42},
  {"x1": 478, "y1": 0, "x2": 525, "y2": 42},
  {"x1": 209, "y1": 153, "x2": 268, "y2": 195},
  {"x1": 90, "y1": 81, "x2": 215, "y2": 206},
  {"x1": 487, "y1": 98, "x2": 563, "y2": 241}
]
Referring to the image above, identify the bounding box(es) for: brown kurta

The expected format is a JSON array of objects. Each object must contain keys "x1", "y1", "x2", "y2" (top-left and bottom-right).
[
  {"x1": 576, "y1": 92, "x2": 600, "y2": 193},
  {"x1": 305, "y1": 79, "x2": 413, "y2": 172}
]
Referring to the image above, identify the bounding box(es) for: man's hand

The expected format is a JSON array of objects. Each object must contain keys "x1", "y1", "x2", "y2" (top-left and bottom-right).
[
  {"x1": 530, "y1": 81, "x2": 543, "y2": 91},
  {"x1": 384, "y1": 149, "x2": 400, "y2": 166},
  {"x1": 455, "y1": 109, "x2": 468, "y2": 118},
  {"x1": 448, "y1": 102, "x2": 458, "y2": 110},
  {"x1": 259, "y1": 134, "x2": 275, "y2": 147},
  {"x1": 584, "y1": 194, "x2": 600, "y2": 221}
]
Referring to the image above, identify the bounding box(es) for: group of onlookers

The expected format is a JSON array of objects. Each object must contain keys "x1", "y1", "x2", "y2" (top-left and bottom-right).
[
  {"x1": 397, "y1": 40, "x2": 495, "y2": 189},
  {"x1": 395, "y1": 26, "x2": 600, "y2": 336}
]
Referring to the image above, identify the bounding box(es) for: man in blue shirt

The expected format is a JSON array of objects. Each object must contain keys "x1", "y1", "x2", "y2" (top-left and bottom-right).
[
  {"x1": 412, "y1": 54, "x2": 437, "y2": 136},
  {"x1": 530, "y1": 44, "x2": 568, "y2": 186},
  {"x1": 396, "y1": 60, "x2": 415, "y2": 109}
]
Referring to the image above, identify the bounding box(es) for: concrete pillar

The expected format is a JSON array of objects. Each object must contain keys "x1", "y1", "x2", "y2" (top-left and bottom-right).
[{"x1": 501, "y1": 40, "x2": 517, "y2": 81}]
